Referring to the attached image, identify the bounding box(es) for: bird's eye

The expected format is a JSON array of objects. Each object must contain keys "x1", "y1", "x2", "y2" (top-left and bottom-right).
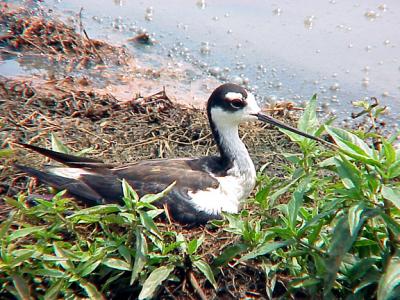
[{"x1": 230, "y1": 99, "x2": 244, "y2": 109}]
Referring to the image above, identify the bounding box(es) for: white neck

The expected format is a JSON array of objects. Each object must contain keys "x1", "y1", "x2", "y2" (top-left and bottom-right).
[{"x1": 210, "y1": 107, "x2": 256, "y2": 177}]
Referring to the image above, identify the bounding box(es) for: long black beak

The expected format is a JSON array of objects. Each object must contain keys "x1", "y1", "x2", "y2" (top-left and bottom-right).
[{"x1": 253, "y1": 112, "x2": 333, "y2": 147}]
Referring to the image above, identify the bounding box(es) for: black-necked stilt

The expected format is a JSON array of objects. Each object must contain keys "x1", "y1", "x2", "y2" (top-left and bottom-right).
[{"x1": 16, "y1": 83, "x2": 323, "y2": 225}]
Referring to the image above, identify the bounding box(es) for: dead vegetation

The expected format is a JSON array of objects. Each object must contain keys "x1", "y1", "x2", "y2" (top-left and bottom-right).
[{"x1": 0, "y1": 4, "x2": 131, "y2": 70}]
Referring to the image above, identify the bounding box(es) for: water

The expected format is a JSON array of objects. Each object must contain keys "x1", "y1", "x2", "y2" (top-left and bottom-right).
[{"x1": 2, "y1": 0, "x2": 400, "y2": 127}]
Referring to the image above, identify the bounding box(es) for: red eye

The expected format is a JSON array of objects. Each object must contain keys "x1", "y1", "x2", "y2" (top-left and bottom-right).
[{"x1": 230, "y1": 99, "x2": 245, "y2": 109}]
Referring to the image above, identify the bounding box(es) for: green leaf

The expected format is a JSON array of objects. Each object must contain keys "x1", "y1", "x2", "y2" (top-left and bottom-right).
[
  {"x1": 12, "y1": 275, "x2": 32, "y2": 300},
  {"x1": 0, "y1": 213, "x2": 13, "y2": 240},
  {"x1": 67, "y1": 204, "x2": 122, "y2": 219},
  {"x1": 79, "y1": 280, "x2": 105, "y2": 300},
  {"x1": 80, "y1": 260, "x2": 102, "y2": 277},
  {"x1": 377, "y1": 255, "x2": 400, "y2": 300},
  {"x1": 334, "y1": 156, "x2": 362, "y2": 191},
  {"x1": 8, "y1": 226, "x2": 46, "y2": 241},
  {"x1": 51, "y1": 133, "x2": 70, "y2": 154},
  {"x1": 0, "y1": 148, "x2": 14, "y2": 158},
  {"x1": 139, "y1": 181, "x2": 176, "y2": 204},
  {"x1": 287, "y1": 176, "x2": 312, "y2": 229},
  {"x1": 193, "y1": 260, "x2": 217, "y2": 289},
  {"x1": 380, "y1": 213, "x2": 400, "y2": 236},
  {"x1": 102, "y1": 258, "x2": 131, "y2": 271},
  {"x1": 323, "y1": 212, "x2": 369, "y2": 297},
  {"x1": 326, "y1": 126, "x2": 380, "y2": 166},
  {"x1": 381, "y1": 185, "x2": 400, "y2": 210},
  {"x1": 268, "y1": 177, "x2": 300, "y2": 208},
  {"x1": 32, "y1": 268, "x2": 66, "y2": 278},
  {"x1": 383, "y1": 140, "x2": 396, "y2": 165},
  {"x1": 139, "y1": 211, "x2": 162, "y2": 240},
  {"x1": 10, "y1": 250, "x2": 35, "y2": 268},
  {"x1": 239, "y1": 239, "x2": 294, "y2": 262},
  {"x1": 138, "y1": 265, "x2": 174, "y2": 300},
  {"x1": 44, "y1": 279, "x2": 65, "y2": 300},
  {"x1": 187, "y1": 234, "x2": 204, "y2": 256},
  {"x1": 298, "y1": 93, "x2": 319, "y2": 134},
  {"x1": 122, "y1": 179, "x2": 139, "y2": 209},
  {"x1": 53, "y1": 243, "x2": 74, "y2": 271},
  {"x1": 348, "y1": 204, "x2": 365, "y2": 237},
  {"x1": 131, "y1": 229, "x2": 148, "y2": 285},
  {"x1": 212, "y1": 243, "x2": 248, "y2": 268},
  {"x1": 387, "y1": 160, "x2": 400, "y2": 179}
]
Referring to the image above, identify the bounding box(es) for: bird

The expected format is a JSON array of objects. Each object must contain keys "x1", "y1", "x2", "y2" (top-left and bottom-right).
[{"x1": 16, "y1": 83, "x2": 323, "y2": 226}]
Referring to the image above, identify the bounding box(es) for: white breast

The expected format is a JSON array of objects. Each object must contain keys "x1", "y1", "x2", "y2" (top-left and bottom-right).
[{"x1": 188, "y1": 164, "x2": 256, "y2": 215}]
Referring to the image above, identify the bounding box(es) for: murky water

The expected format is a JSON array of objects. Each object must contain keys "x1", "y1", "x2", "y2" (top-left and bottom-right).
[{"x1": 1, "y1": 0, "x2": 400, "y2": 127}]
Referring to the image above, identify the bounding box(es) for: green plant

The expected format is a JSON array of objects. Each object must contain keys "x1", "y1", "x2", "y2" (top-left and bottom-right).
[{"x1": 216, "y1": 95, "x2": 400, "y2": 299}]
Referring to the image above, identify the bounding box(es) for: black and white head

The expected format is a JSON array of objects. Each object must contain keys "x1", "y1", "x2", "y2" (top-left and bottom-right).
[
  {"x1": 207, "y1": 83, "x2": 327, "y2": 144},
  {"x1": 207, "y1": 83, "x2": 260, "y2": 127}
]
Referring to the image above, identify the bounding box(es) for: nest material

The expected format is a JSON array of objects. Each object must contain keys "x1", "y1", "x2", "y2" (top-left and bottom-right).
[
  {"x1": 0, "y1": 6, "x2": 130, "y2": 68},
  {"x1": 0, "y1": 75, "x2": 298, "y2": 199}
]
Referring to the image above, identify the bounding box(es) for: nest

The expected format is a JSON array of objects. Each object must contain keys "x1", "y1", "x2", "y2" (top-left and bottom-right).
[{"x1": 0, "y1": 5, "x2": 130, "y2": 68}]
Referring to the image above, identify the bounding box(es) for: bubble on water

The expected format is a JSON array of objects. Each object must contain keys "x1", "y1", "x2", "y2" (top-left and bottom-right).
[
  {"x1": 145, "y1": 13, "x2": 153, "y2": 21},
  {"x1": 242, "y1": 77, "x2": 250, "y2": 85},
  {"x1": 275, "y1": 82, "x2": 283, "y2": 88},
  {"x1": 348, "y1": 43, "x2": 353, "y2": 48},
  {"x1": 212, "y1": 16, "x2": 219, "y2": 21},
  {"x1": 146, "y1": 7, "x2": 153, "y2": 14},
  {"x1": 273, "y1": 8, "x2": 282, "y2": 16},
  {"x1": 304, "y1": 15, "x2": 315, "y2": 29},
  {"x1": 209, "y1": 66, "x2": 222, "y2": 76},
  {"x1": 196, "y1": 0, "x2": 206, "y2": 9},
  {"x1": 365, "y1": 10, "x2": 379, "y2": 21},
  {"x1": 321, "y1": 102, "x2": 330, "y2": 112},
  {"x1": 382, "y1": 91, "x2": 389, "y2": 97},
  {"x1": 332, "y1": 73, "x2": 338, "y2": 78},
  {"x1": 330, "y1": 82, "x2": 340, "y2": 91},
  {"x1": 265, "y1": 95, "x2": 277, "y2": 105},
  {"x1": 364, "y1": 66, "x2": 370, "y2": 72},
  {"x1": 200, "y1": 42, "x2": 210, "y2": 54},
  {"x1": 379, "y1": 61, "x2": 384, "y2": 65},
  {"x1": 227, "y1": 29, "x2": 233, "y2": 34},
  {"x1": 316, "y1": 49, "x2": 321, "y2": 53},
  {"x1": 331, "y1": 95, "x2": 339, "y2": 103},
  {"x1": 384, "y1": 40, "x2": 390, "y2": 45},
  {"x1": 345, "y1": 70, "x2": 350, "y2": 74},
  {"x1": 231, "y1": 76, "x2": 243, "y2": 85},
  {"x1": 347, "y1": 27, "x2": 352, "y2": 31},
  {"x1": 365, "y1": 45, "x2": 372, "y2": 52},
  {"x1": 313, "y1": 80, "x2": 319, "y2": 85},
  {"x1": 224, "y1": 13, "x2": 230, "y2": 17},
  {"x1": 362, "y1": 77, "x2": 370, "y2": 87},
  {"x1": 378, "y1": 4, "x2": 387, "y2": 11},
  {"x1": 236, "y1": 43, "x2": 242, "y2": 49}
]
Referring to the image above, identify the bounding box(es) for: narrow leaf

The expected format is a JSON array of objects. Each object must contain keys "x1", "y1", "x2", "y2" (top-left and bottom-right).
[
  {"x1": 139, "y1": 211, "x2": 162, "y2": 240},
  {"x1": 131, "y1": 229, "x2": 148, "y2": 285},
  {"x1": 138, "y1": 265, "x2": 174, "y2": 300},
  {"x1": 12, "y1": 275, "x2": 32, "y2": 300},
  {"x1": 102, "y1": 258, "x2": 131, "y2": 271},
  {"x1": 377, "y1": 255, "x2": 400, "y2": 300},
  {"x1": 9, "y1": 226, "x2": 46, "y2": 241},
  {"x1": 239, "y1": 239, "x2": 294, "y2": 262},
  {"x1": 44, "y1": 279, "x2": 65, "y2": 300},
  {"x1": 381, "y1": 185, "x2": 400, "y2": 210},
  {"x1": 51, "y1": 133, "x2": 70, "y2": 154},
  {"x1": 212, "y1": 243, "x2": 248, "y2": 268},
  {"x1": 79, "y1": 280, "x2": 105, "y2": 300},
  {"x1": 193, "y1": 260, "x2": 217, "y2": 289}
]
